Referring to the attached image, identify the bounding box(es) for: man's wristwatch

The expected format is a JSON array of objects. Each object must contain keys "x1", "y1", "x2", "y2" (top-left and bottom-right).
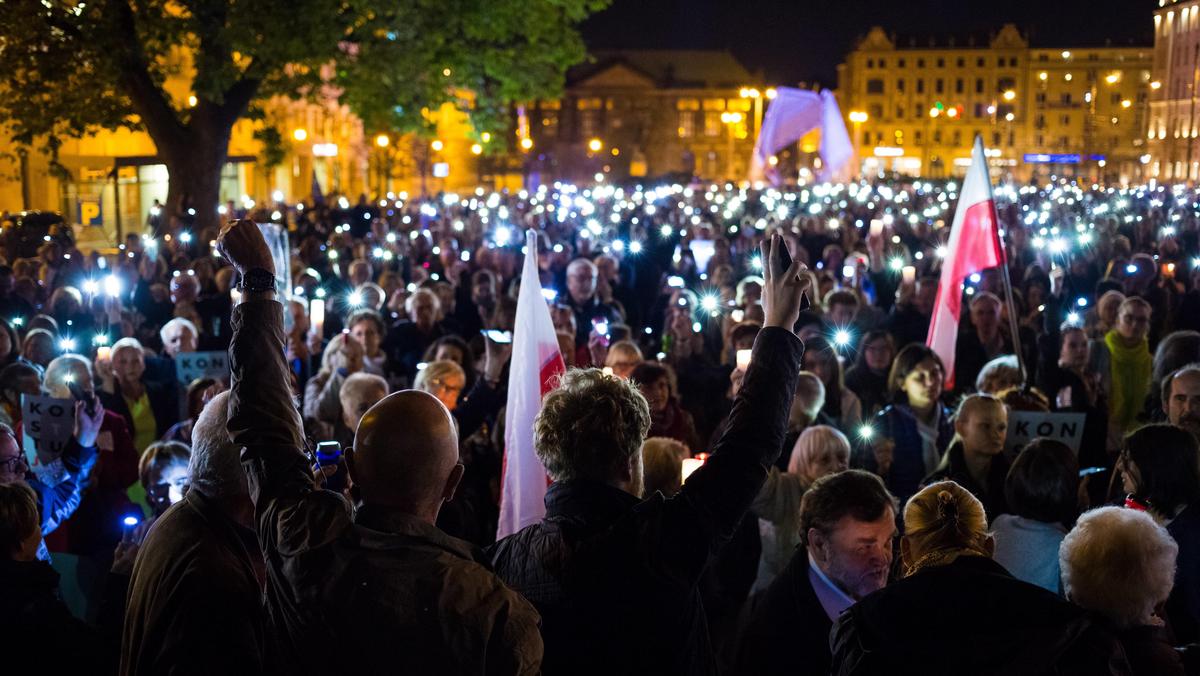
[{"x1": 238, "y1": 267, "x2": 276, "y2": 294}]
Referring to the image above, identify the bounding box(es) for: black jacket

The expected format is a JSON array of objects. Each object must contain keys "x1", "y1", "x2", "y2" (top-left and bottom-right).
[
  {"x1": 830, "y1": 555, "x2": 1131, "y2": 676},
  {"x1": 487, "y1": 327, "x2": 804, "y2": 675},
  {"x1": 922, "y1": 441, "x2": 1011, "y2": 523},
  {"x1": 733, "y1": 548, "x2": 834, "y2": 676},
  {"x1": 99, "y1": 378, "x2": 180, "y2": 441},
  {"x1": 1, "y1": 558, "x2": 100, "y2": 673},
  {"x1": 1168, "y1": 503, "x2": 1200, "y2": 644},
  {"x1": 120, "y1": 489, "x2": 266, "y2": 675}
]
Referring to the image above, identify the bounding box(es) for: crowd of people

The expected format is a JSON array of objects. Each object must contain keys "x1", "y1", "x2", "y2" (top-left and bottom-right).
[{"x1": 4, "y1": 175, "x2": 1200, "y2": 674}]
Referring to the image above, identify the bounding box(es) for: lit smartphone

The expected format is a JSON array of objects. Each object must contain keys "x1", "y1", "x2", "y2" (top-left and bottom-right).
[
  {"x1": 667, "y1": 275, "x2": 685, "y2": 288},
  {"x1": 482, "y1": 329, "x2": 513, "y2": 344},
  {"x1": 736, "y1": 349, "x2": 752, "y2": 370},
  {"x1": 315, "y1": 441, "x2": 348, "y2": 493},
  {"x1": 1079, "y1": 466, "x2": 1108, "y2": 477}
]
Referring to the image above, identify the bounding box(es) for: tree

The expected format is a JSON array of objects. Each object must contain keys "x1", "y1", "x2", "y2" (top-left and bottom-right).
[{"x1": 0, "y1": 0, "x2": 606, "y2": 234}]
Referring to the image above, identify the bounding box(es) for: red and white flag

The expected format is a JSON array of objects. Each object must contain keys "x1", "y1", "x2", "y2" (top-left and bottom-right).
[
  {"x1": 497, "y1": 230, "x2": 566, "y2": 539},
  {"x1": 926, "y1": 136, "x2": 1006, "y2": 390}
]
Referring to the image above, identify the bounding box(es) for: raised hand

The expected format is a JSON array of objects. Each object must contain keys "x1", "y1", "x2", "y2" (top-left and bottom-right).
[
  {"x1": 759, "y1": 235, "x2": 810, "y2": 332},
  {"x1": 216, "y1": 219, "x2": 275, "y2": 277}
]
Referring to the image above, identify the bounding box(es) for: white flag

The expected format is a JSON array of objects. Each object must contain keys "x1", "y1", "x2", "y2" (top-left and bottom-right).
[{"x1": 496, "y1": 230, "x2": 567, "y2": 539}]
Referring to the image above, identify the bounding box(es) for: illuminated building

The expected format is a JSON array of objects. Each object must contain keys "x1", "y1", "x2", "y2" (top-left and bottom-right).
[
  {"x1": 839, "y1": 25, "x2": 1151, "y2": 182},
  {"x1": 1147, "y1": 0, "x2": 1200, "y2": 180}
]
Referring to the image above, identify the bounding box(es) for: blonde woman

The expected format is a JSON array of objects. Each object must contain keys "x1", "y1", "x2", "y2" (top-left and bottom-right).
[
  {"x1": 829, "y1": 481, "x2": 1124, "y2": 675},
  {"x1": 413, "y1": 360, "x2": 466, "y2": 412},
  {"x1": 750, "y1": 425, "x2": 850, "y2": 593}
]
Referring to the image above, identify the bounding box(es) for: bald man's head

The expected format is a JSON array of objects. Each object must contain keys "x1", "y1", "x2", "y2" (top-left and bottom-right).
[{"x1": 346, "y1": 390, "x2": 463, "y2": 521}]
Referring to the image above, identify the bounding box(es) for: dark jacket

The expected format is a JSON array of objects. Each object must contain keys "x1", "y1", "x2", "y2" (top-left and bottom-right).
[
  {"x1": 923, "y1": 441, "x2": 1011, "y2": 522},
  {"x1": 859, "y1": 403, "x2": 954, "y2": 507},
  {"x1": 99, "y1": 379, "x2": 180, "y2": 442},
  {"x1": 487, "y1": 326, "x2": 804, "y2": 676},
  {"x1": 120, "y1": 490, "x2": 266, "y2": 676},
  {"x1": 1116, "y1": 624, "x2": 1187, "y2": 676},
  {"x1": 1167, "y1": 503, "x2": 1200, "y2": 644},
  {"x1": 733, "y1": 548, "x2": 834, "y2": 676},
  {"x1": 830, "y1": 555, "x2": 1131, "y2": 676},
  {"x1": 228, "y1": 299, "x2": 542, "y2": 676},
  {"x1": 0, "y1": 558, "x2": 100, "y2": 673}
]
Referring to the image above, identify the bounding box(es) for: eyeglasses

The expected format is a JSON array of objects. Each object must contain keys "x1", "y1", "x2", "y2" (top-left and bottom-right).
[{"x1": 0, "y1": 454, "x2": 27, "y2": 472}]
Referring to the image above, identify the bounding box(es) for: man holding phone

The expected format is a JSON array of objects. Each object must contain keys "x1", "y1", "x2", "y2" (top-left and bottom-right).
[{"x1": 565, "y1": 258, "x2": 620, "y2": 350}]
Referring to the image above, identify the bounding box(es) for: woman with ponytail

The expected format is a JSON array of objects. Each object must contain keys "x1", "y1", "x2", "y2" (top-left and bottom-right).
[{"x1": 829, "y1": 482, "x2": 1129, "y2": 676}]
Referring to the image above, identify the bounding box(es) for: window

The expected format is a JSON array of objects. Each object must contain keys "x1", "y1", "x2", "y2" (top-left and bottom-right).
[
  {"x1": 866, "y1": 79, "x2": 885, "y2": 94},
  {"x1": 1038, "y1": 54, "x2": 1048, "y2": 62},
  {"x1": 677, "y1": 111, "x2": 695, "y2": 138},
  {"x1": 952, "y1": 130, "x2": 961, "y2": 145},
  {"x1": 704, "y1": 112, "x2": 722, "y2": 136},
  {"x1": 935, "y1": 79, "x2": 944, "y2": 94},
  {"x1": 869, "y1": 104, "x2": 883, "y2": 118},
  {"x1": 1037, "y1": 134, "x2": 1044, "y2": 146},
  {"x1": 974, "y1": 103, "x2": 988, "y2": 118},
  {"x1": 1036, "y1": 114, "x2": 1045, "y2": 129},
  {"x1": 867, "y1": 59, "x2": 875, "y2": 68},
  {"x1": 993, "y1": 131, "x2": 1002, "y2": 146},
  {"x1": 899, "y1": 58, "x2": 906, "y2": 68},
  {"x1": 1061, "y1": 114, "x2": 1070, "y2": 124},
  {"x1": 541, "y1": 112, "x2": 559, "y2": 137},
  {"x1": 1009, "y1": 57, "x2": 1018, "y2": 67},
  {"x1": 1036, "y1": 92, "x2": 1047, "y2": 104},
  {"x1": 897, "y1": 106, "x2": 905, "y2": 119},
  {"x1": 879, "y1": 59, "x2": 886, "y2": 68},
  {"x1": 955, "y1": 78, "x2": 964, "y2": 94},
  {"x1": 915, "y1": 130, "x2": 924, "y2": 144},
  {"x1": 957, "y1": 58, "x2": 965, "y2": 67},
  {"x1": 998, "y1": 77, "x2": 1016, "y2": 91},
  {"x1": 915, "y1": 103, "x2": 923, "y2": 117},
  {"x1": 1112, "y1": 92, "x2": 1122, "y2": 104},
  {"x1": 937, "y1": 58, "x2": 945, "y2": 67},
  {"x1": 1061, "y1": 93, "x2": 1072, "y2": 104},
  {"x1": 861, "y1": 130, "x2": 871, "y2": 146},
  {"x1": 934, "y1": 129, "x2": 942, "y2": 143},
  {"x1": 580, "y1": 111, "x2": 598, "y2": 137},
  {"x1": 918, "y1": 58, "x2": 925, "y2": 68},
  {"x1": 975, "y1": 78, "x2": 984, "y2": 94},
  {"x1": 897, "y1": 78, "x2": 906, "y2": 93},
  {"x1": 998, "y1": 57, "x2": 1005, "y2": 67},
  {"x1": 917, "y1": 79, "x2": 925, "y2": 93}
]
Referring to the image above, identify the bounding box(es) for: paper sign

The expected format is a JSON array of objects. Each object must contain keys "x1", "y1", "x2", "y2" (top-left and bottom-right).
[
  {"x1": 21, "y1": 394, "x2": 76, "y2": 463},
  {"x1": 175, "y1": 351, "x2": 230, "y2": 385},
  {"x1": 1005, "y1": 411, "x2": 1087, "y2": 453}
]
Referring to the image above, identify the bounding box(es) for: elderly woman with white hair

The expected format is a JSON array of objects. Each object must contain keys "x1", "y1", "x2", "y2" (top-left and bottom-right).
[
  {"x1": 750, "y1": 424, "x2": 851, "y2": 593},
  {"x1": 97, "y1": 337, "x2": 180, "y2": 454},
  {"x1": 1060, "y1": 507, "x2": 1186, "y2": 674}
]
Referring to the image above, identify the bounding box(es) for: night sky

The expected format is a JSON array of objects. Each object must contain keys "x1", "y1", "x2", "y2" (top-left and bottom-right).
[{"x1": 581, "y1": 0, "x2": 1158, "y2": 87}]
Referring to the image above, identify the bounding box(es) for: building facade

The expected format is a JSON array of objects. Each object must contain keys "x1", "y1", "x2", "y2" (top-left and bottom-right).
[
  {"x1": 1147, "y1": 0, "x2": 1200, "y2": 180},
  {"x1": 523, "y1": 50, "x2": 775, "y2": 184},
  {"x1": 838, "y1": 25, "x2": 1151, "y2": 183}
]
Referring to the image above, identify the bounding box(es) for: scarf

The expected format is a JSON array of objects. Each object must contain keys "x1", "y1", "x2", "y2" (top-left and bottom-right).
[{"x1": 1105, "y1": 330, "x2": 1152, "y2": 433}]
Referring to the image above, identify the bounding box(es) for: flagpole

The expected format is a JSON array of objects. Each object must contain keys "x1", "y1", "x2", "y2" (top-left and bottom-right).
[{"x1": 976, "y1": 135, "x2": 1027, "y2": 388}]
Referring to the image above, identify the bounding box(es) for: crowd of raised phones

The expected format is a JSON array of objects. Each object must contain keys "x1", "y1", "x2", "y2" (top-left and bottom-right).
[{"x1": 5, "y1": 177, "x2": 1200, "y2": 674}]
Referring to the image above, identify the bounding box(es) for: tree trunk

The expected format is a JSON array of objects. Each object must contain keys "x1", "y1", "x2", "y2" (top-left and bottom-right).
[{"x1": 161, "y1": 114, "x2": 232, "y2": 240}]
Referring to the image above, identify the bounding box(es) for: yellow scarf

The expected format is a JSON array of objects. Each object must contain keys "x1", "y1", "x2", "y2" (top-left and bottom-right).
[{"x1": 1105, "y1": 330, "x2": 1151, "y2": 434}]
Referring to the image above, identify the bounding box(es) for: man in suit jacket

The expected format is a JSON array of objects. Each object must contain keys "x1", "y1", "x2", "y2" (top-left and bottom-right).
[{"x1": 734, "y1": 470, "x2": 897, "y2": 676}]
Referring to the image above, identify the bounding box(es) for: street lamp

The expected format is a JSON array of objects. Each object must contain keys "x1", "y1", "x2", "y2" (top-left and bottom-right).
[
  {"x1": 520, "y1": 137, "x2": 533, "y2": 151},
  {"x1": 587, "y1": 138, "x2": 603, "y2": 153},
  {"x1": 292, "y1": 128, "x2": 308, "y2": 142},
  {"x1": 1002, "y1": 90, "x2": 1016, "y2": 102},
  {"x1": 470, "y1": 143, "x2": 483, "y2": 155},
  {"x1": 375, "y1": 134, "x2": 390, "y2": 148},
  {"x1": 430, "y1": 139, "x2": 444, "y2": 152},
  {"x1": 848, "y1": 111, "x2": 868, "y2": 169}
]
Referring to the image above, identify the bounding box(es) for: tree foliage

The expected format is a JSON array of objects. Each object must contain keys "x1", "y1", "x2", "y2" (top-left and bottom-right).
[{"x1": 0, "y1": 0, "x2": 607, "y2": 218}]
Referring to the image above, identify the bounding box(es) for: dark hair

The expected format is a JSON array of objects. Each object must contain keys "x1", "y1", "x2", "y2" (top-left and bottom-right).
[
  {"x1": 853, "y1": 329, "x2": 894, "y2": 371},
  {"x1": 630, "y1": 361, "x2": 674, "y2": 397},
  {"x1": 422, "y1": 335, "x2": 476, "y2": 386},
  {"x1": 1005, "y1": 438, "x2": 1079, "y2": 527},
  {"x1": 1153, "y1": 331, "x2": 1200, "y2": 388},
  {"x1": 184, "y1": 377, "x2": 218, "y2": 421},
  {"x1": 0, "y1": 482, "x2": 38, "y2": 557},
  {"x1": 1125, "y1": 424, "x2": 1200, "y2": 516},
  {"x1": 1163, "y1": 364, "x2": 1200, "y2": 408},
  {"x1": 729, "y1": 321, "x2": 762, "y2": 350},
  {"x1": 0, "y1": 362, "x2": 38, "y2": 402},
  {"x1": 799, "y1": 469, "x2": 896, "y2": 547},
  {"x1": 887, "y1": 344, "x2": 945, "y2": 403},
  {"x1": 346, "y1": 309, "x2": 387, "y2": 339},
  {"x1": 803, "y1": 336, "x2": 844, "y2": 416}
]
